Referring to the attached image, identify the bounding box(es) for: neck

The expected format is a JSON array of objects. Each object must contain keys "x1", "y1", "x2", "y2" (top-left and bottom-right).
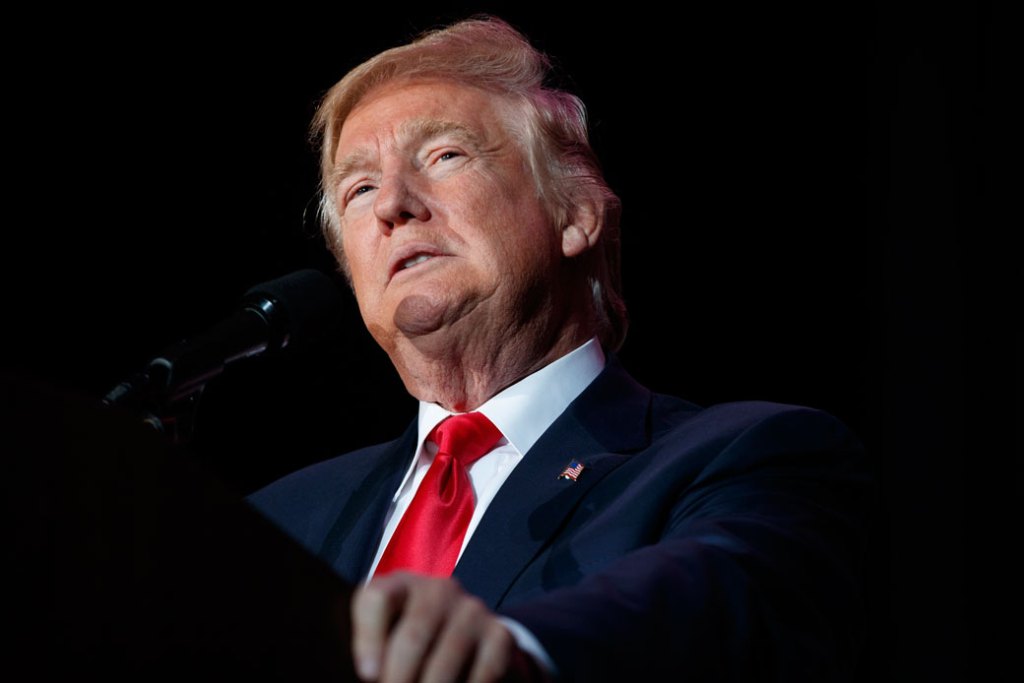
[{"x1": 388, "y1": 318, "x2": 595, "y2": 412}]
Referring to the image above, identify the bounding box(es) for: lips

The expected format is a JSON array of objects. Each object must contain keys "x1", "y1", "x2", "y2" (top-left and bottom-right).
[
  {"x1": 399, "y1": 253, "x2": 434, "y2": 270},
  {"x1": 387, "y1": 242, "x2": 448, "y2": 281}
]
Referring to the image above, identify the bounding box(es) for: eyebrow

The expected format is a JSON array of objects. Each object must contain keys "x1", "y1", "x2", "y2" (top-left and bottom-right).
[
  {"x1": 400, "y1": 118, "x2": 483, "y2": 149},
  {"x1": 331, "y1": 149, "x2": 376, "y2": 189},
  {"x1": 330, "y1": 117, "x2": 484, "y2": 186}
]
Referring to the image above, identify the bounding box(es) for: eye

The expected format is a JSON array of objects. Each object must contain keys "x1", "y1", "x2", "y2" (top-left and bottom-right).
[
  {"x1": 345, "y1": 183, "x2": 376, "y2": 204},
  {"x1": 434, "y1": 150, "x2": 463, "y2": 164}
]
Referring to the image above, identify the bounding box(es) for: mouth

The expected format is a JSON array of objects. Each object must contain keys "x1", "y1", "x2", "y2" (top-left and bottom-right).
[
  {"x1": 399, "y1": 253, "x2": 435, "y2": 271},
  {"x1": 388, "y1": 244, "x2": 447, "y2": 282}
]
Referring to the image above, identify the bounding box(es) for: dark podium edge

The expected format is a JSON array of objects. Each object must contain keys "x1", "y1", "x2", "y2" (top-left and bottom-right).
[{"x1": 3, "y1": 369, "x2": 359, "y2": 680}]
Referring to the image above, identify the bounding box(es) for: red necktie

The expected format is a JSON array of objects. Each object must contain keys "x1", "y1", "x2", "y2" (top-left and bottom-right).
[{"x1": 374, "y1": 412, "x2": 502, "y2": 578}]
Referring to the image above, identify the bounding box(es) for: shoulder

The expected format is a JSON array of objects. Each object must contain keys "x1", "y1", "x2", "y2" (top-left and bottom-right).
[
  {"x1": 655, "y1": 397, "x2": 855, "y2": 446},
  {"x1": 246, "y1": 423, "x2": 416, "y2": 534},
  {"x1": 586, "y1": 357, "x2": 861, "y2": 469},
  {"x1": 248, "y1": 436, "x2": 400, "y2": 502},
  {"x1": 642, "y1": 392, "x2": 863, "y2": 482}
]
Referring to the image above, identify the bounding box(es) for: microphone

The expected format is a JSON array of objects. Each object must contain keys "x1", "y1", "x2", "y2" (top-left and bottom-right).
[{"x1": 103, "y1": 269, "x2": 346, "y2": 412}]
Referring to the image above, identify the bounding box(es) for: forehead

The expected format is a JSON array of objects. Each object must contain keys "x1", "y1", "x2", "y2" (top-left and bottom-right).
[{"x1": 334, "y1": 79, "x2": 514, "y2": 159}]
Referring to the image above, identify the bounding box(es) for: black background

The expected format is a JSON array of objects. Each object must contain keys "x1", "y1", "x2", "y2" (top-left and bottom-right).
[{"x1": 4, "y1": 2, "x2": 1010, "y2": 681}]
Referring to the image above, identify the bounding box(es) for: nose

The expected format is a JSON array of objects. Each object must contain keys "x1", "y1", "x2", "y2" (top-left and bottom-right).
[{"x1": 373, "y1": 170, "x2": 431, "y2": 233}]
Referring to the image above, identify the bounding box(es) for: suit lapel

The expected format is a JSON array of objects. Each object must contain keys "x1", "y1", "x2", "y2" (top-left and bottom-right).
[
  {"x1": 453, "y1": 358, "x2": 651, "y2": 608},
  {"x1": 318, "y1": 422, "x2": 418, "y2": 582}
]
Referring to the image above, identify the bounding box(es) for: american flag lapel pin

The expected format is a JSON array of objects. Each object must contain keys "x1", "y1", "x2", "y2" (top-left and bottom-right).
[{"x1": 558, "y1": 459, "x2": 585, "y2": 482}]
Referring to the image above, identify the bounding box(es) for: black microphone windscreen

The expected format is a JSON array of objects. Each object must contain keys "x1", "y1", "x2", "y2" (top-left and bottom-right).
[{"x1": 243, "y1": 269, "x2": 346, "y2": 351}]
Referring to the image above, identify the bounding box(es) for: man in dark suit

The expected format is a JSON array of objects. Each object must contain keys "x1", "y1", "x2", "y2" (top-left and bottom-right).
[{"x1": 248, "y1": 16, "x2": 871, "y2": 682}]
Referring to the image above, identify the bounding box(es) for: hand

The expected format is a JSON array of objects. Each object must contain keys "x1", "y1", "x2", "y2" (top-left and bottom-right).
[{"x1": 351, "y1": 572, "x2": 548, "y2": 683}]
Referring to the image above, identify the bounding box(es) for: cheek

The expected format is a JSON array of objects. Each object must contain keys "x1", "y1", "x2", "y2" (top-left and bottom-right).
[
  {"x1": 339, "y1": 222, "x2": 379, "y2": 298},
  {"x1": 325, "y1": 224, "x2": 351, "y2": 276},
  {"x1": 501, "y1": 196, "x2": 559, "y2": 263},
  {"x1": 453, "y1": 170, "x2": 548, "y2": 248}
]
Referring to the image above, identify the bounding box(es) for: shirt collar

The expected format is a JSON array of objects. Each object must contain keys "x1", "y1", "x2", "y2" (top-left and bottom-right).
[{"x1": 417, "y1": 337, "x2": 606, "y2": 456}]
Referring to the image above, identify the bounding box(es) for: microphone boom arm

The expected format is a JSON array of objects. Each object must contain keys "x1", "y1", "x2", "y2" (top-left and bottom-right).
[{"x1": 100, "y1": 269, "x2": 344, "y2": 446}]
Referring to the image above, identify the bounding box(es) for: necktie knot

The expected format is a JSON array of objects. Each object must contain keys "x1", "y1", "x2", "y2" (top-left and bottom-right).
[{"x1": 428, "y1": 412, "x2": 502, "y2": 469}]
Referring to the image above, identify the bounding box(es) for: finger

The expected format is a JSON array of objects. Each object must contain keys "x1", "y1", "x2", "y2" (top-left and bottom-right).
[
  {"x1": 379, "y1": 575, "x2": 454, "y2": 683},
  {"x1": 351, "y1": 576, "x2": 410, "y2": 681},
  {"x1": 466, "y1": 619, "x2": 519, "y2": 683},
  {"x1": 420, "y1": 593, "x2": 492, "y2": 683}
]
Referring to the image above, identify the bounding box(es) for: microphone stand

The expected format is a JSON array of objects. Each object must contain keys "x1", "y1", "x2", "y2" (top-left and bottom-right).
[
  {"x1": 99, "y1": 268, "x2": 345, "y2": 447},
  {"x1": 102, "y1": 363, "x2": 205, "y2": 446},
  {"x1": 101, "y1": 299, "x2": 284, "y2": 447}
]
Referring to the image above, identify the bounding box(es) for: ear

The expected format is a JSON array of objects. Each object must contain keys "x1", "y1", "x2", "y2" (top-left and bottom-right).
[{"x1": 561, "y1": 189, "x2": 604, "y2": 258}]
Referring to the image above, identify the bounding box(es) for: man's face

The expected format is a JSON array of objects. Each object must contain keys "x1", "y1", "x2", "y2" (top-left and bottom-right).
[{"x1": 331, "y1": 79, "x2": 565, "y2": 357}]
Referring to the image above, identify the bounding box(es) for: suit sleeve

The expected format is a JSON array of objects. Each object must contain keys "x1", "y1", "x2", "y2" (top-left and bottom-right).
[{"x1": 499, "y1": 406, "x2": 873, "y2": 683}]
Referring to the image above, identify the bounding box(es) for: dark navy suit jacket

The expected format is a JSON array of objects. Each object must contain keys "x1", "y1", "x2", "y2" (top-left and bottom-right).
[{"x1": 248, "y1": 358, "x2": 871, "y2": 681}]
